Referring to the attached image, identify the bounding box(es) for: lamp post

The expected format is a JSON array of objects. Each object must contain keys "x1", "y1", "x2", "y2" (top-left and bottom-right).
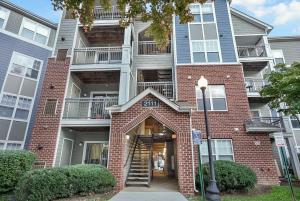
[{"x1": 198, "y1": 76, "x2": 221, "y2": 201}]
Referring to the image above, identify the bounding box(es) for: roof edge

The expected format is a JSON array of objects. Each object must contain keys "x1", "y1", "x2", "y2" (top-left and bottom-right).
[
  {"x1": 230, "y1": 7, "x2": 273, "y2": 33},
  {"x1": 0, "y1": 0, "x2": 57, "y2": 29},
  {"x1": 268, "y1": 35, "x2": 300, "y2": 42}
]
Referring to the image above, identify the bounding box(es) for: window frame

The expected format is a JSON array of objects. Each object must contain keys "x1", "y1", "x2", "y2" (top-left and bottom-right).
[
  {"x1": 43, "y1": 99, "x2": 58, "y2": 116},
  {"x1": 0, "y1": 6, "x2": 10, "y2": 29},
  {"x1": 290, "y1": 115, "x2": 300, "y2": 129},
  {"x1": 196, "y1": 85, "x2": 228, "y2": 111},
  {"x1": 200, "y1": 139, "x2": 235, "y2": 162},
  {"x1": 19, "y1": 18, "x2": 50, "y2": 45},
  {"x1": 0, "y1": 52, "x2": 43, "y2": 150},
  {"x1": 188, "y1": 2, "x2": 222, "y2": 64},
  {"x1": 272, "y1": 49, "x2": 285, "y2": 65}
]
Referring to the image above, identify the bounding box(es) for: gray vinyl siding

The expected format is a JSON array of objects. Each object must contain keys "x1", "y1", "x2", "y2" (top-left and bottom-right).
[
  {"x1": 175, "y1": 16, "x2": 191, "y2": 64},
  {"x1": 54, "y1": 17, "x2": 78, "y2": 56},
  {"x1": 0, "y1": 33, "x2": 52, "y2": 149},
  {"x1": 269, "y1": 40, "x2": 300, "y2": 65},
  {"x1": 231, "y1": 14, "x2": 265, "y2": 35},
  {"x1": 5, "y1": 10, "x2": 22, "y2": 34},
  {"x1": 132, "y1": 21, "x2": 173, "y2": 69},
  {"x1": 215, "y1": 0, "x2": 237, "y2": 62},
  {"x1": 54, "y1": 129, "x2": 109, "y2": 166}
]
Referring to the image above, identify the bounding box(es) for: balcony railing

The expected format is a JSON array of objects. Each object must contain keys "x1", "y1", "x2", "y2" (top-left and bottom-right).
[
  {"x1": 245, "y1": 78, "x2": 269, "y2": 93},
  {"x1": 63, "y1": 97, "x2": 118, "y2": 119},
  {"x1": 237, "y1": 46, "x2": 267, "y2": 58},
  {"x1": 137, "y1": 82, "x2": 173, "y2": 99},
  {"x1": 245, "y1": 117, "x2": 285, "y2": 133},
  {"x1": 73, "y1": 47, "x2": 122, "y2": 65},
  {"x1": 93, "y1": 6, "x2": 121, "y2": 20},
  {"x1": 138, "y1": 41, "x2": 171, "y2": 55}
]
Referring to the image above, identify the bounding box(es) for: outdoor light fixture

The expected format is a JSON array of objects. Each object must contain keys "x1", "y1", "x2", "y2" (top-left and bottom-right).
[
  {"x1": 126, "y1": 135, "x2": 130, "y2": 140},
  {"x1": 197, "y1": 76, "x2": 221, "y2": 201},
  {"x1": 79, "y1": 142, "x2": 83, "y2": 146}
]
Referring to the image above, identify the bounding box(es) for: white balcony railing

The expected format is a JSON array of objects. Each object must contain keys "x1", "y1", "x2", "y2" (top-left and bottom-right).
[
  {"x1": 93, "y1": 6, "x2": 121, "y2": 20},
  {"x1": 245, "y1": 78, "x2": 269, "y2": 93},
  {"x1": 73, "y1": 47, "x2": 122, "y2": 65},
  {"x1": 63, "y1": 97, "x2": 118, "y2": 119},
  {"x1": 138, "y1": 41, "x2": 171, "y2": 55},
  {"x1": 245, "y1": 117, "x2": 285, "y2": 133},
  {"x1": 137, "y1": 82, "x2": 173, "y2": 99},
  {"x1": 237, "y1": 46, "x2": 267, "y2": 58}
]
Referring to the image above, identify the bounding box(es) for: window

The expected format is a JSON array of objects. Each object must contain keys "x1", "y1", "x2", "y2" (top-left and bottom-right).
[
  {"x1": 291, "y1": 116, "x2": 300, "y2": 129},
  {"x1": 44, "y1": 99, "x2": 58, "y2": 116},
  {"x1": 189, "y1": 3, "x2": 220, "y2": 63},
  {"x1": 0, "y1": 94, "x2": 17, "y2": 118},
  {"x1": 200, "y1": 139, "x2": 234, "y2": 163},
  {"x1": 0, "y1": 6, "x2": 9, "y2": 29},
  {"x1": 196, "y1": 85, "x2": 227, "y2": 111},
  {"x1": 20, "y1": 18, "x2": 50, "y2": 45}
]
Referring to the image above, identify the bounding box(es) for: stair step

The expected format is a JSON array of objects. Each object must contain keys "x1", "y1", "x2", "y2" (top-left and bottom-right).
[
  {"x1": 127, "y1": 177, "x2": 148, "y2": 180},
  {"x1": 130, "y1": 168, "x2": 149, "y2": 171},
  {"x1": 126, "y1": 181, "x2": 149, "y2": 186},
  {"x1": 131, "y1": 165, "x2": 148, "y2": 168},
  {"x1": 129, "y1": 172, "x2": 149, "y2": 176}
]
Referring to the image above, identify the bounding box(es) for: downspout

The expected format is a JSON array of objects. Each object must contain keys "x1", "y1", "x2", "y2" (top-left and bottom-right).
[{"x1": 189, "y1": 109, "x2": 198, "y2": 193}]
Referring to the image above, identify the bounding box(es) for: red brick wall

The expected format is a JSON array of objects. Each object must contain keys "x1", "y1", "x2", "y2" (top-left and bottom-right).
[
  {"x1": 29, "y1": 58, "x2": 70, "y2": 167},
  {"x1": 176, "y1": 64, "x2": 279, "y2": 185},
  {"x1": 109, "y1": 94, "x2": 195, "y2": 195}
]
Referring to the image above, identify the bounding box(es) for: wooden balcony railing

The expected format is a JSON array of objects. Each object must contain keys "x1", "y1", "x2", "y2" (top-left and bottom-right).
[
  {"x1": 137, "y1": 81, "x2": 173, "y2": 99},
  {"x1": 237, "y1": 46, "x2": 267, "y2": 58},
  {"x1": 63, "y1": 97, "x2": 118, "y2": 119},
  {"x1": 72, "y1": 47, "x2": 122, "y2": 65}
]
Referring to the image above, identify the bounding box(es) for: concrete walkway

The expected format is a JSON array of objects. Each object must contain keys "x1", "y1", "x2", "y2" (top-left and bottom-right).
[{"x1": 109, "y1": 192, "x2": 188, "y2": 201}]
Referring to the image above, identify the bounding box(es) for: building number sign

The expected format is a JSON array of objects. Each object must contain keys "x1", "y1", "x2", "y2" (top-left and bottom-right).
[{"x1": 141, "y1": 100, "x2": 160, "y2": 108}]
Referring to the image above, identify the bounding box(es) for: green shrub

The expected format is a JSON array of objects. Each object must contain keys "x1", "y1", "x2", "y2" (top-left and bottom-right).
[
  {"x1": 15, "y1": 164, "x2": 116, "y2": 201},
  {"x1": 196, "y1": 160, "x2": 257, "y2": 193},
  {"x1": 0, "y1": 151, "x2": 36, "y2": 193}
]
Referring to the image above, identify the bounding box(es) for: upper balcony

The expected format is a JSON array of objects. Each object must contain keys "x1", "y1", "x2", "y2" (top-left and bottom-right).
[
  {"x1": 245, "y1": 117, "x2": 285, "y2": 133},
  {"x1": 93, "y1": 6, "x2": 121, "y2": 22},
  {"x1": 138, "y1": 41, "x2": 171, "y2": 55},
  {"x1": 61, "y1": 71, "x2": 120, "y2": 126},
  {"x1": 237, "y1": 46, "x2": 267, "y2": 58},
  {"x1": 136, "y1": 69, "x2": 174, "y2": 99},
  {"x1": 71, "y1": 26, "x2": 130, "y2": 70},
  {"x1": 245, "y1": 78, "x2": 269, "y2": 97}
]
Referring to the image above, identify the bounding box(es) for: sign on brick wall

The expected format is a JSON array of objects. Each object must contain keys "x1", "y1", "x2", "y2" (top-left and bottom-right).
[{"x1": 141, "y1": 100, "x2": 159, "y2": 108}]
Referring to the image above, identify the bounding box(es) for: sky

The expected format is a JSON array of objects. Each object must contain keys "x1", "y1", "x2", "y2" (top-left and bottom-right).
[{"x1": 8, "y1": 0, "x2": 300, "y2": 37}]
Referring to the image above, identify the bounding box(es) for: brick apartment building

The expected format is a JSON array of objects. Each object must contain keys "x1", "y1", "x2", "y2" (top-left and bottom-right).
[{"x1": 1, "y1": 0, "x2": 300, "y2": 195}]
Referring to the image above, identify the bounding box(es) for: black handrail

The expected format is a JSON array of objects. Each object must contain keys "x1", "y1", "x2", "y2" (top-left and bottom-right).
[
  {"x1": 125, "y1": 135, "x2": 140, "y2": 182},
  {"x1": 124, "y1": 135, "x2": 138, "y2": 167}
]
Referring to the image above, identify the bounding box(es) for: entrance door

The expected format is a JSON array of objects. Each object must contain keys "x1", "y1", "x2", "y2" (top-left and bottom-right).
[
  {"x1": 83, "y1": 142, "x2": 109, "y2": 167},
  {"x1": 60, "y1": 138, "x2": 73, "y2": 166}
]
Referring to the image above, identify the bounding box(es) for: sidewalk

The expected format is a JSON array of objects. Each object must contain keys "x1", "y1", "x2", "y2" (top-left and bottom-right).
[{"x1": 109, "y1": 192, "x2": 188, "y2": 201}]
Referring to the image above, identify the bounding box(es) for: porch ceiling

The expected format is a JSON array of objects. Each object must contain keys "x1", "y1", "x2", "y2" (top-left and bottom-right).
[
  {"x1": 73, "y1": 71, "x2": 120, "y2": 84},
  {"x1": 82, "y1": 26, "x2": 124, "y2": 45},
  {"x1": 242, "y1": 61, "x2": 268, "y2": 71}
]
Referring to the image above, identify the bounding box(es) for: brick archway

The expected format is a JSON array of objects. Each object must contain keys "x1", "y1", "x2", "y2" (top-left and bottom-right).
[{"x1": 108, "y1": 94, "x2": 194, "y2": 195}]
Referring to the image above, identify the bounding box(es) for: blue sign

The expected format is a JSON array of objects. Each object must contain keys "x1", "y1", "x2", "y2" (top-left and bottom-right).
[
  {"x1": 141, "y1": 100, "x2": 160, "y2": 108},
  {"x1": 192, "y1": 129, "x2": 202, "y2": 145}
]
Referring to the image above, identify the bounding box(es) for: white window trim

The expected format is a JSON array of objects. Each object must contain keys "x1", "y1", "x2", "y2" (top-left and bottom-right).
[
  {"x1": 59, "y1": 138, "x2": 74, "y2": 167},
  {"x1": 272, "y1": 49, "x2": 286, "y2": 65},
  {"x1": 195, "y1": 85, "x2": 228, "y2": 111},
  {"x1": 250, "y1": 109, "x2": 261, "y2": 118},
  {"x1": 19, "y1": 17, "x2": 51, "y2": 45},
  {"x1": 43, "y1": 98, "x2": 58, "y2": 116},
  {"x1": 290, "y1": 115, "x2": 300, "y2": 130},
  {"x1": 200, "y1": 139, "x2": 235, "y2": 161},
  {"x1": 0, "y1": 51, "x2": 44, "y2": 150},
  {"x1": 81, "y1": 141, "x2": 109, "y2": 165},
  {"x1": 188, "y1": 2, "x2": 222, "y2": 64},
  {"x1": 0, "y1": 6, "x2": 10, "y2": 29}
]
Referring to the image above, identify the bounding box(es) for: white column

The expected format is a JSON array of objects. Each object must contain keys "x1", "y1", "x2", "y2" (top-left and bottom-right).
[{"x1": 118, "y1": 65, "x2": 131, "y2": 104}]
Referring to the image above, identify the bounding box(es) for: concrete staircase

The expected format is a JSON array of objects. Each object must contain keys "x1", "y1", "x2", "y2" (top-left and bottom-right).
[{"x1": 126, "y1": 136, "x2": 152, "y2": 187}]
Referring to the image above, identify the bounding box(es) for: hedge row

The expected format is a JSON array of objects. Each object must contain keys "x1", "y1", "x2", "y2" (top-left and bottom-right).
[
  {"x1": 196, "y1": 160, "x2": 257, "y2": 193},
  {"x1": 15, "y1": 164, "x2": 116, "y2": 201},
  {"x1": 0, "y1": 151, "x2": 36, "y2": 193}
]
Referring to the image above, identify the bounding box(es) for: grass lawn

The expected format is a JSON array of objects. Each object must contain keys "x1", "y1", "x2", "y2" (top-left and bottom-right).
[{"x1": 188, "y1": 186, "x2": 299, "y2": 201}]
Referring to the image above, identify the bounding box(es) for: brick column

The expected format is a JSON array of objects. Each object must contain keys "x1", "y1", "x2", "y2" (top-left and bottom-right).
[{"x1": 29, "y1": 58, "x2": 70, "y2": 166}]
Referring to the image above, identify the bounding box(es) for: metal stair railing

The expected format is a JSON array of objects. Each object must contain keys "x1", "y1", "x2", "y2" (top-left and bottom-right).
[{"x1": 125, "y1": 135, "x2": 140, "y2": 182}]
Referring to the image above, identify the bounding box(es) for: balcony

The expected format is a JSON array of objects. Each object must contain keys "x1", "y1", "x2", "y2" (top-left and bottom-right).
[
  {"x1": 63, "y1": 97, "x2": 118, "y2": 121},
  {"x1": 138, "y1": 41, "x2": 171, "y2": 55},
  {"x1": 238, "y1": 46, "x2": 267, "y2": 58},
  {"x1": 72, "y1": 47, "x2": 122, "y2": 65},
  {"x1": 93, "y1": 6, "x2": 121, "y2": 20},
  {"x1": 137, "y1": 82, "x2": 174, "y2": 99},
  {"x1": 245, "y1": 117, "x2": 285, "y2": 133},
  {"x1": 245, "y1": 78, "x2": 269, "y2": 94}
]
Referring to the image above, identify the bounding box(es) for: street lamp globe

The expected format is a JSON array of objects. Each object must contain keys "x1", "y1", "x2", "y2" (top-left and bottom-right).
[{"x1": 198, "y1": 76, "x2": 208, "y2": 90}]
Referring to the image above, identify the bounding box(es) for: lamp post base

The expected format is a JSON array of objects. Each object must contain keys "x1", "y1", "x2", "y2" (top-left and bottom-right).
[{"x1": 205, "y1": 180, "x2": 221, "y2": 201}]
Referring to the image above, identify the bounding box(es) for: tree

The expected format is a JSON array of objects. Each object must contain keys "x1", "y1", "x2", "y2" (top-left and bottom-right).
[
  {"x1": 260, "y1": 62, "x2": 300, "y2": 123},
  {"x1": 51, "y1": 0, "x2": 208, "y2": 47}
]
